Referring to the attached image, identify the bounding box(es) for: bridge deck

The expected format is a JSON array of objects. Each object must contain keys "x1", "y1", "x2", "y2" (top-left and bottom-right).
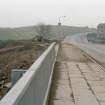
[{"x1": 49, "y1": 43, "x2": 105, "y2": 105}]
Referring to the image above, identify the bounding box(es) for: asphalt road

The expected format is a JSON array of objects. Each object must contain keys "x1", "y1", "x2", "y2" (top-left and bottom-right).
[{"x1": 64, "y1": 33, "x2": 105, "y2": 64}]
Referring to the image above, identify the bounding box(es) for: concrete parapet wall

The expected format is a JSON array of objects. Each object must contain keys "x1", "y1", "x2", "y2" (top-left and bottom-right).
[{"x1": 0, "y1": 42, "x2": 59, "y2": 105}]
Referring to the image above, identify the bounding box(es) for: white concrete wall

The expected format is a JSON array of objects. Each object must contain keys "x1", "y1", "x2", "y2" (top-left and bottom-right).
[
  {"x1": 97, "y1": 24, "x2": 105, "y2": 38},
  {"x1": 0, "y1": 42, "x2": 59, "y2": 105}
]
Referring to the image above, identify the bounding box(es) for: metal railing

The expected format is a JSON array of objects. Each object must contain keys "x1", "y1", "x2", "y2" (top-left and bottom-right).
[{"x1": 0, "y1": 42, "x2": 59, "y2": 105}]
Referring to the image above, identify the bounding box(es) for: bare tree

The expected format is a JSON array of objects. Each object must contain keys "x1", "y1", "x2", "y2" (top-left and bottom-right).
[{"x1": 35, "y1": 23, "x2": 51, "y2": 41}]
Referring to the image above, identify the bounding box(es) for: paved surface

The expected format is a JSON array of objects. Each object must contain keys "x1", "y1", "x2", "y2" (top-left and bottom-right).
[
  {"x1": 64, "y1": 34, "x2": 105, "y2": 66},
  {"x1": 49, "y1": 43, "x2": 105, "y2": 105}
]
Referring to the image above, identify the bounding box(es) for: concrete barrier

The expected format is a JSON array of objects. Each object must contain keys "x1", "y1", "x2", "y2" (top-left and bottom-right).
[{"x1": 0, "y1": 42, "x2": 59, "y2": 105}]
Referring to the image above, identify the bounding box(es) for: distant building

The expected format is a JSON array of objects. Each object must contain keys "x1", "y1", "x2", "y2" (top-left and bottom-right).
[
  {"x1": 58, "y1": 22, "x2": 62, "y2": 26},
  {"x1": 97, "y1": 23, "x2": 105, "y2": 38}
]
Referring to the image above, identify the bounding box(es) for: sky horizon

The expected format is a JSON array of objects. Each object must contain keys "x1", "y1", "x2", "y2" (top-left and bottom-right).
[{"x1": 0, "y1": 0, "x2": 105, "y2": 28}]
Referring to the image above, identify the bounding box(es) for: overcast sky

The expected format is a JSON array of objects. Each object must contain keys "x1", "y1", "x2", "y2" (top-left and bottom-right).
[{"x1": 0, "y1": 0, "x2": 105, "y2": 28}]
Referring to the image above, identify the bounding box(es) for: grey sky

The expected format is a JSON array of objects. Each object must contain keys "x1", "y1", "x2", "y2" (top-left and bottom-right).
[{"x1": 0, "y1": 0, "x2": 105, "y2": 28}]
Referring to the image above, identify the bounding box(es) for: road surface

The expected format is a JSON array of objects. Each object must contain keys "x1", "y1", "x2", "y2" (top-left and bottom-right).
[
  {"x1": 49, "y1": 43, "x2": 105, "y2": 105},
  {"x1": 64, "y1": 33, "x2": 105, "y2": 65}
]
